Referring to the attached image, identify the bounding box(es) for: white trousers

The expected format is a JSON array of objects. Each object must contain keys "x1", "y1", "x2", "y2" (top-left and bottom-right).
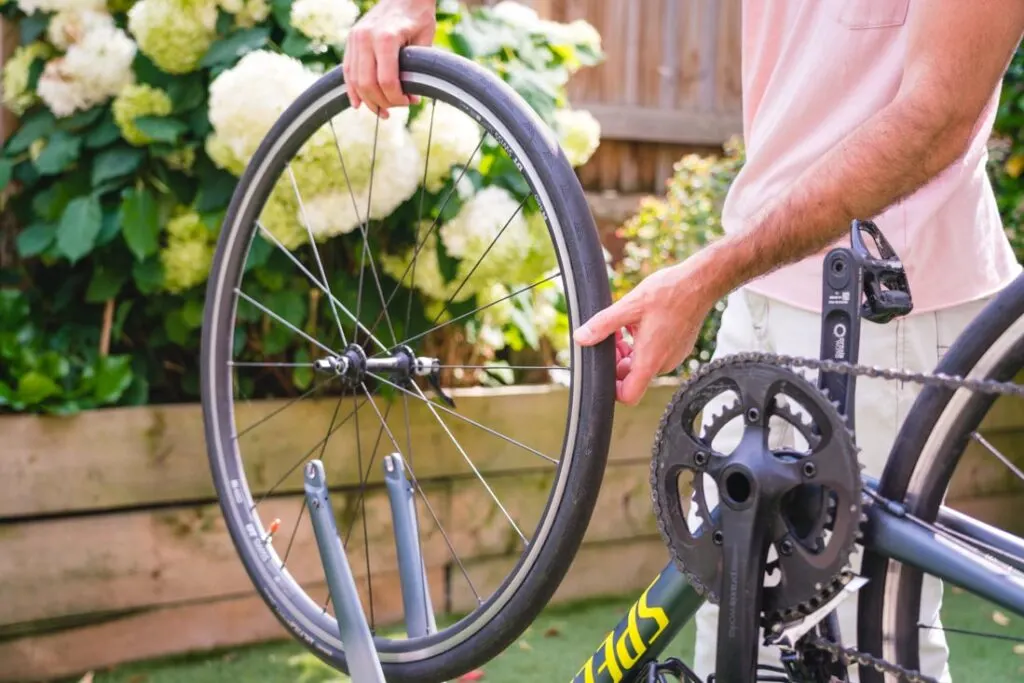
[{"x1": 690, "y1": 288, "x2": 992, "y2": 682}]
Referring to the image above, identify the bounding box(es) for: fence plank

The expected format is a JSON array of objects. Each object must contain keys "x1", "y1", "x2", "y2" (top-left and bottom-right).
[
  {"x1": 0, "y1": 487, "x2": 452, "y2": 628},
  {"x1": 583, "y1": 105, "x2": 742, "y2": 145},
  {"x1": 449, "y1": 537, "x2": 670, "y2": 614}
]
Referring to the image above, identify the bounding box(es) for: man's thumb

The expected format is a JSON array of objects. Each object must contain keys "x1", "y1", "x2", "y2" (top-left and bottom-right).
[{"x1": 574, "y1": 304, "x2": 625, "y2": 346}]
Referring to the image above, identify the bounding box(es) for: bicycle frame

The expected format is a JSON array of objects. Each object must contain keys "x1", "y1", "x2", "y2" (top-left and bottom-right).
[
  {"x1": 571, "y1": 221, "x2": 1024, "y2": 683},
  {"x1": 570, "y1": 495, "x2": 1024, "y2": 683}
]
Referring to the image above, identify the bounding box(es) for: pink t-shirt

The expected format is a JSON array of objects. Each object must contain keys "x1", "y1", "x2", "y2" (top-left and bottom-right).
[{"x1": 723, "y1": 0, "x2": 1021, "y2": 314}]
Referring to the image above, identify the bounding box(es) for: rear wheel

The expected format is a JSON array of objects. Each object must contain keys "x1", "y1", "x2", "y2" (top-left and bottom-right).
[
  {"x1": 859, "y1": 273, "x2": 1024, "y2": 682},
  {"x1": 200, "y1": 47, "x2": 616, "y2": 682}
]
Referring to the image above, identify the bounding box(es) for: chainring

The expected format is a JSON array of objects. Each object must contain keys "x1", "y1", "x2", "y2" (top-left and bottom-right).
[{"x1": 650, "y1": 357, "x2": 862, "y2": 624}]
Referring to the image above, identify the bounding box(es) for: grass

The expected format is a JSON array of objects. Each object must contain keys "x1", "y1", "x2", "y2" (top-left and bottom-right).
[{"x1": 79, "y1": 587, "x2": 1024, "y2": 683}]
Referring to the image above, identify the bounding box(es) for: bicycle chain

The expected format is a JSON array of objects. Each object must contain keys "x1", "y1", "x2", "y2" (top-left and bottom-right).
[{"x1": 663, "y1": 350, "x2": 1023, "y2": 683}]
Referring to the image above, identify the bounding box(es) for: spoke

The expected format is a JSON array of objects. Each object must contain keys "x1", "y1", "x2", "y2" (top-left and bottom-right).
[
  {"x1": 972, "y1": 431, "x2": 1024, "y2": 483},
  {"x1": 370, "y1": 373, "x2": 557, "y2": 465},
  {"x1": 379, "y1": 273, "x2": 561, "y2": 356},
  {"x1": 918, "y1": 623, "x2": 1024, "y2": 643},
  {"x1": 358, "y1": 384, "x2": 481, "y2": 604},
  {"x1": 342, "y1": 400, "x2": 395, "y2": 547},
  {"x1": 366, "y1": 132, "x2": 488, "y2": 339},
  {"x1": 351, "y1": 388, "x2": 376, "y2": 629},
  {"x1": 353, "y1": 112, "x2": 398, "y2": 347},
  {"x1": 407, "y1": 101, "x2": 437, "y2": 335},
  {"x1": 250, "y1": 394, "x2": 371, "y2": 508},
  {"x1": 287, "y1": 165, "x2": 348, "y2": 348},
  {"x1": 256, "y1": 222, "x2": 389, "y2": 355},
  {"x1": 437, "y1": 364, "x2": 569, "y2": 371},
  {"x1": 230, "y1": 361, "x2": 315, "y2": 368},
  {"x1": 280, "y1": 498, "x2": 306, "y2": 568},
  {"x1": 405, "y1": 379, "x2": 526, "y2": 544},
  {"x1": 430, "y1": 194, "x2": 529, "y2": 326},
  {"x1": 236, "y1": 289, "x2": 337, "y2": 357},
  {"x1": 234, "y1": 375, "x2": 339, "y2": 440}
]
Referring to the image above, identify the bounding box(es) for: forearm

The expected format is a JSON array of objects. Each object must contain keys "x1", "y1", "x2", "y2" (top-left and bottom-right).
[{"x1": 693, "y1": 96, "x2": 974, "y2": 304}]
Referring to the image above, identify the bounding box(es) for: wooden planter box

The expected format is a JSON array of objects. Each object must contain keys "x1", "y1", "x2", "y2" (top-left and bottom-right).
[
  {"x1": 0, "y1": 382, "x2": 678, "y2": 682},
  {"x1": 1, "y1": 376, "x2": 1021, "y2": 682}
]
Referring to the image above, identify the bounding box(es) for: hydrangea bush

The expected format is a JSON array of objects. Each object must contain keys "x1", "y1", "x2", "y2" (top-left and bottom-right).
[{"x1": 0, "y1": 0, "x2": 604, "y2": 413}]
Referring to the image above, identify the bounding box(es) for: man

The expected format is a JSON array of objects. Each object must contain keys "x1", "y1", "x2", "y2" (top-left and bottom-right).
[{"x1": 345, "y1": 0, "x2": 1024, "y2": 679}]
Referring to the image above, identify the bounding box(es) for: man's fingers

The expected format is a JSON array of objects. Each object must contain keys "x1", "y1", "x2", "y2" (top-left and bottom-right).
[
  {"x1": 355, "y1": 38, "x2": 389, "y2": 118},
  {"x1": 374, "y1": 31, "x2": 409, "y2": 107},
  {"x1": 574, "y1": 297, "x2": 640, "y2": 346},
  {"x1": 343, "y1": 40, "x2": 361, "y2": 109}
]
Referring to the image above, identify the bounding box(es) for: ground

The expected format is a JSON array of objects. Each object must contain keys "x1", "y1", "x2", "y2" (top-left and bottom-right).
[{"x1": 81, "y1": 586, "x2": 1024, "y2": 683}]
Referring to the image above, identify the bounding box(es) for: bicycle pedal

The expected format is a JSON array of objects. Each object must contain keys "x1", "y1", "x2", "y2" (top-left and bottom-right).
[{"x1": 644, "y1": 657, "x2": 702, "y2": 683}]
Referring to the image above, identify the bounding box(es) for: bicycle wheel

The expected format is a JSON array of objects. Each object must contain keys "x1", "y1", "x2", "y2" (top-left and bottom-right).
[
  {"x1": 200, "y1": 47, "x2": 615, "y2": 682},
  {"x1": 859, "y1": 272, "x2": 1024, "y2": 682}
]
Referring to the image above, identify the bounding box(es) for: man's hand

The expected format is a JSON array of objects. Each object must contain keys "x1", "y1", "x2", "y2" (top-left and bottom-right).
[
  {"x1": 574, "y1": 262, "x2": 716, "y2": 406},
  {"x1": 343, "y1": 0, "x2": 436, "y2": 119}
]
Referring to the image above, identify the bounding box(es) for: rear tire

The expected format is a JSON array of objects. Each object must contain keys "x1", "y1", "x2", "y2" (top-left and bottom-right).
[{"x1": 858, "y1": 273, "x2": 1024, "y2": 682}]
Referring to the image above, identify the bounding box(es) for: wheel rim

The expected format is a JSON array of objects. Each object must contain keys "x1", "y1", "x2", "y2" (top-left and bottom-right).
[{"x1": 202, "y1": 68, "x2": 591, "y2": 664}]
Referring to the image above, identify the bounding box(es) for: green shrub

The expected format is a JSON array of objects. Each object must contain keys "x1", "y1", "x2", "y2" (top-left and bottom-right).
[
  {"x1": 991, "y1": 46, "x2": 1024, "y2": 261},
  {"x1": 0, "y1": 0, "x2": 604, "y2": 414}
]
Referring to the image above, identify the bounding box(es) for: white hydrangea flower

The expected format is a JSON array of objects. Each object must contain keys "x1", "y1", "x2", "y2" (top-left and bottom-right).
[
  {"x1": 380, "y1": 222, "x2": 476, "y2": 304},
  {"x1": 410, "y1": 101, "x2": 481, "y2": 192},
  {"x1": 37, "y1": 21, "x2": 136, "y2": 117},
  {"x1": 291, "y1": 0, "x2": 359, "y2": 48},
  {"x1": 440, "y1": 185, "x2": 531, "y2": 285},
  {"x1": 553, "y1": 108, "x2": 601, "y2": 167},
  {"x1": 542, "y1": 18, "x2": 602, "y2": 52},
  {"x1": 127, "y1": 0, "x2": 217, "y2": 74},
  {"x1": 16, "y1": 0, "x2": 103, "y2": 15},
  {"x1": 207, "y1": 50, "x2": 319, "y2": 170},
  {"x1": 490, "y1": 0, "x2": 538, "y2": 27},
  {"x1": 47, "y1": 9, "x2": 114, "y2": 49},
  {"x1": 216, "y1": 0, "x2": 268, "y2": 27}
]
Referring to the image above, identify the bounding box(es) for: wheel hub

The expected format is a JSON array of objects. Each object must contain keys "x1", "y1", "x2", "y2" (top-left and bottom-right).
[{"x1": 313, "y1": 344, "x2": 440, "y2": 388}]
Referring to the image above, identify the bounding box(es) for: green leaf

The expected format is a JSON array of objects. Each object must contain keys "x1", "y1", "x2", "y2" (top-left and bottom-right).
[
  {"x1": 281, "y1": 31, "x2": 313, "y2": 58},
  {"x1": 92, "y1": 146, "x2": 146, "y2": 186},
  {"x1": 84, "y1": 113, "x2": 123, "y2": 149},
  {"x1": 293, "y1": 348, "x2": 313, "y2": 390},
  {"x1": 215, "y1": 8, "x2": 234, "y2": 35},
  {"x1": 19, "y1": 13, "x2": 48, "y2": 43},
  {"x1": 7, "y1": 109, "x2": 56, "y2": 154},
  {"x1": 34, "y1": 131, "x2": 82, "y2": 176},
  {"x1": 435, "y1": 232, "x2": 459, "y2": 284},
  {"x1": 132, "y1": 116, "x2": 189, "y2": 144},
  {"x1": 186, "y1": 106, "x2": 213, "y2": 139},
  {"x1": 199, "y1": 27, "x2": 271, "y2": 68},
  {"x1": 93, "y1": 355, "x2": 133, "y2": 404},
  {"x1": 15, "y1": 222, "x2": 56, "y2": 257},
  {"x1": 265, "y1": 289, "x2": 306, "y2": 327},
  {"x1": 244, "y1": 232, "x2": 272, "y2": 272},
  {"x1": 132, "y1": 257, "x2": 164, "y2": 294},
  {"x1": 0, "y1": 158, "x2": 12, "y2": 192},
  {"x1": 58, "y1": 106, "x2": 105, "y2": 132},
  {"x1": 164, "y1": 308, "x2": 191, "y2": 345},
  {"x1": 182, "y1": 297, "x2": 205, "y2": 327},
  {"x1": 56, "y1": 195, "x2": 103, "y2": 263},
  {"x1": 0, "y1": 380, "x2": 12, "y2": 407},
  {"x1": 97, "y1": 207, "x2": 121, "y2": 246},
  {"x1": 167, "y1": 76, "x2": 206, "y2": 114},
  {"x1": 16, "y1": 371, "x2": 62, "y2": 406},
  {"x1": 132, "y1": 52, "x2": 175, "y2": 89},
  {"x1": 27, "y1": 58, "x2": 45, "y2": 94},
  {"x1": 195, "y1": 165, "x2": 237, "y2": 212},
  {"x1": 85, "y1": 265, "x2": 128, "y2": 302},
  {"x1": 120, "y1": 187, "x2": 160, "y2": 261},
  {"x1": 270, "y1": 0, "x2": 291, "y2": 26}
]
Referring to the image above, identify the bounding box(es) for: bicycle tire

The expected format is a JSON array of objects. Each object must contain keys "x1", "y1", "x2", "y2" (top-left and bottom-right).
[
  {"x1": 200, "y1": 47, "x2": 616, "y2": 682},
  {"x1": 858, "y1": 271, "x2": 1024, "y2": 682}
]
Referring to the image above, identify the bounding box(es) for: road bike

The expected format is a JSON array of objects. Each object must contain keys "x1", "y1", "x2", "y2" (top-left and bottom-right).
[{"x1": 200, "y1": 47, "x2": 1024, "y2": 682}]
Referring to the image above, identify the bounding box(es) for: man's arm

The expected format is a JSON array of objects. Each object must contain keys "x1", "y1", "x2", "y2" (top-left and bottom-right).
[{"x1": 693, "y1": 0, "x2": 1024, "y2": 304}]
